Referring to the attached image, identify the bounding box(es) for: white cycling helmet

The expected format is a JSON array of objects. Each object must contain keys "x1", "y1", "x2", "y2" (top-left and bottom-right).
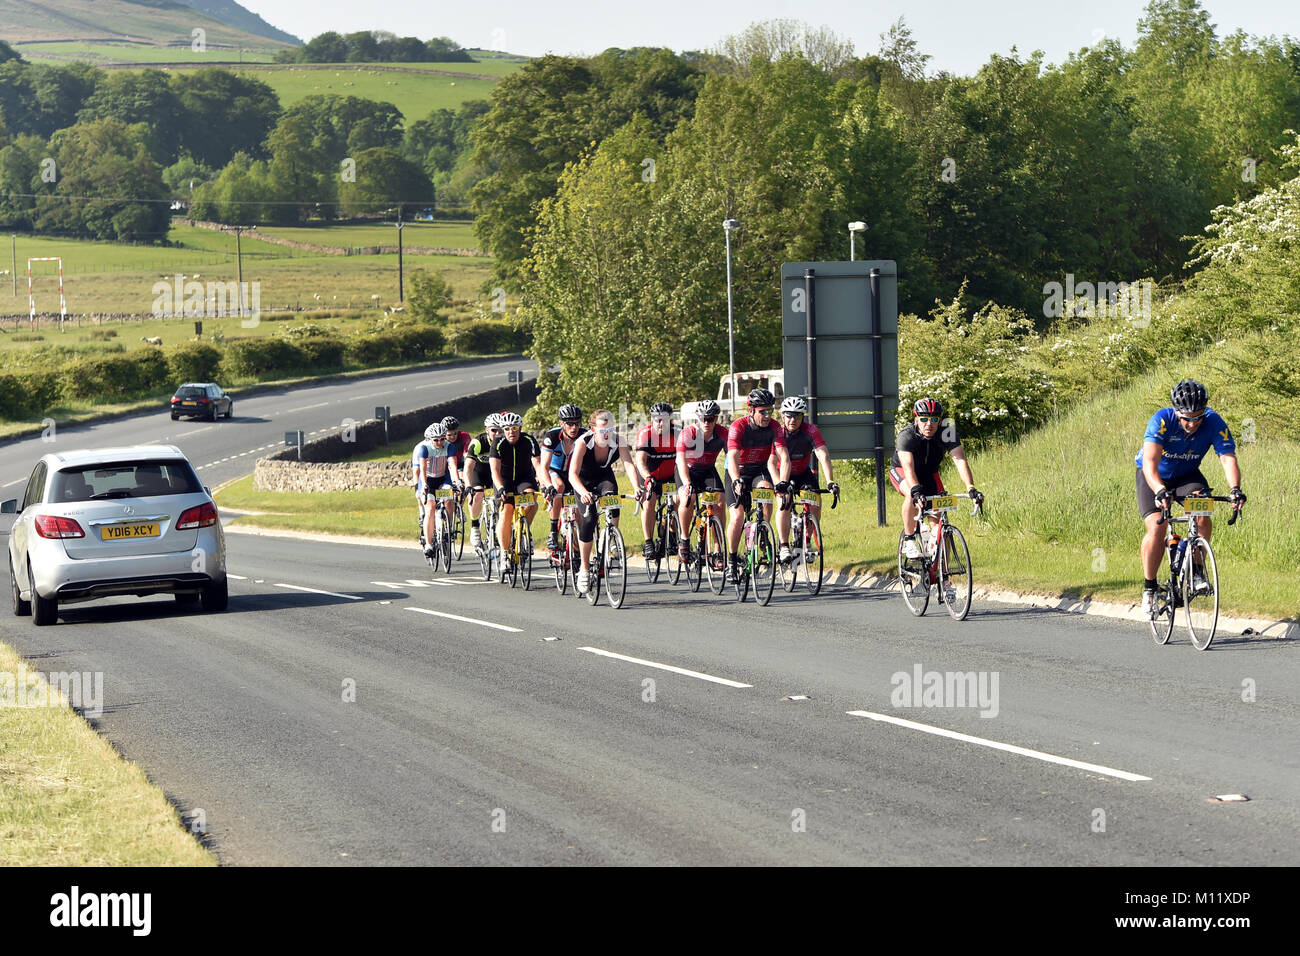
[
  {"x1": 498, "y1": 411, "x2": 523, "y2": 428},
  {"x1": 425, "y1": 423, "x2": 447, "y2": 440},
  {"x1": 484, "y1": 414, "x2": 500, "y2": 431},
  {"x1": 780, "y1": 395, "x2": 808, "y2": 415}
]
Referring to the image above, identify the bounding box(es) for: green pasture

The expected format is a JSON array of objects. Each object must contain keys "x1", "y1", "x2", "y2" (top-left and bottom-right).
[
  {"x1": 253, "y1": 220, "x2": 479, "y2": 250},
  {"x1": 14, "y1": 41, "x2": 280, "y2": 65}
]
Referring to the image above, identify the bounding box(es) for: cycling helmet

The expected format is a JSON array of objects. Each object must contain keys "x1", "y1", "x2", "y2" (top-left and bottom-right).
[
  {"x1": 1170, "y1": 379, "x2": 1208, "y2": 414},
  {"x1": 697, "y1": 399, "x2": 721, "y2": 418},
  {"x1": 780, "y1": 395, "x2": 808, "y2": 415},
  {"x1": 440, "y1": 415, "x2": 459, "y2": 432},
  {"x1": 425, "y1": 423, "x2": 447, "y2": 440},
  {"x1": 912, "y1": 397, "x2": 944, "y2": 418},
  {"x1": 558, "y1": 403, "x2": 582, "y2": 422},
  {"x1": 484, "y1": 414, "x2": 500, "y2": 431},
  {"x1": 650, "y1": 401, "x2": 673, "y2": 417},
  {"x1": 499, "y1": 411, "x2": 523, "y2": 427},
  {"x1": 747, "y1": 387, "x2": 776, "y2": 408}
]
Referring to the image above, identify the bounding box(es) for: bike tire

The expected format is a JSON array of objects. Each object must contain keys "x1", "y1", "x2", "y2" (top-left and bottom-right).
[
  {"x1": 1149, "y1": 579, "x2": 1176, "y2": 645},
  {"x1": 645, "y1": 512, "x2": 663, "y2": 584},
  {"x1": 803, "y1": 513, "x2": 824, "y2": 596},
  {"x1": 753, "y1": 520, "x2": 776, "y2": 606},
  {"x1": 439, "y1": 517, "x2": 452, "y2": 574},
  {"x1": 1183, "y1": 536, "x2": 1219, "y2": 651},
  {"x1": 606, "y1": 525, "x2": 627, "y2": 608},
  {"x1": 586, "y1": 539, "x2": 602, "y2": 606},
  {"x1": 704, "y1": 515, "x2": 726, "y2": 596},
  {"x1": 684, "y1": 517, "x2": 701, "y2": 592},
  {"x1": 898, "y1": 530, "x2": 929, "y2": 616},
  {"x1": 520, "y1": 522, "x2": 533, "y2": 591},
  {"x1": 554, "y1": 526, "x2": 569, "y2": 595},
  {"x1": 453, "y1": 499, "x2": 466, "y2": 559},
  {"x1": 940, "y1": 525, "x2": 973, "y2": 621},
  {"x1": 779, "y1": 516, "x2": 799, "y2": 592},
  {"x1": 666, "y1": 511, "x2": 683, "y2": 586}
]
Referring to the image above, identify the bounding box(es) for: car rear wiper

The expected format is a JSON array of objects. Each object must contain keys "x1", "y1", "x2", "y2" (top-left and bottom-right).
[{"x1": 87, "y1": 491, "x2": 133, "y2": 500}]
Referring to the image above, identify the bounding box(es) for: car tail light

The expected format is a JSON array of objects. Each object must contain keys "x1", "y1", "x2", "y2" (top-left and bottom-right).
[
  {"x1": 177, "y1": 502, "x2": 217, "y2": 530},
  {"x1": 170, "y1": 396, "x2": 180, "y2": 404},
  {"x1": 198, "y1": 397, "x2": 211, "y2": 404},
  {"x1": 34, "y1": 515, "x2": 85, "y2": 539}
]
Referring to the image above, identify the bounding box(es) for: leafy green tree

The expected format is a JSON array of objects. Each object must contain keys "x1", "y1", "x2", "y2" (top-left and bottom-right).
[
  {"x1": 337, "y1": 147, "x2": 433, "y2": 217},
  {"x1": 407, "y1": 270, "x2": 454, "y2": 324},
  {"x1": 172, "y1": 69, "x2": 281, "y2": 168},
  {"x1": 76, "y1": 69, "x2": 184, "y2": 164},
  {"x1": 0, "y1": 133, "x2": 44, "y2": 229}
]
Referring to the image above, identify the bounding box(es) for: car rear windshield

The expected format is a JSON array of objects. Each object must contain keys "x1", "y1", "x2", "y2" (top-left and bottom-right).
[
  {"x1": 174, "y1": 386, "x2": 207, "y2": 398},
  {"x1": 51, "y1": 460, "x2": 203, "y2": 502}
]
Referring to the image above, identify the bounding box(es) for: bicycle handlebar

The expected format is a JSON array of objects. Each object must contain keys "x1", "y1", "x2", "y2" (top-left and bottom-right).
[{"x1": 1157, "y1": 494, "x2": 1242, "y2": 527}]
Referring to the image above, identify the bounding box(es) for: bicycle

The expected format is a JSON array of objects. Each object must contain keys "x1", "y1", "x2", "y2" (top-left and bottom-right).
[
  {"x1": 450, "y1": 487, "x2": 467, "y2": 560},
  {"x1": 777, "y1": 485, "x2": 840, "y2": 596},
  {"x1": 644, "y1": 482, "x2": 683, "y2": 585},
  {"x1": 417, "y1": 490, "x2": 453, "y2": 575},
  {"x1": 498, "y1": 491, "x2": 536, "y2": 590},
  {"x1": 1149, "y1": 492, "x2": 1241, "y2": 651},
  {"x1": 897, "y1": 493, "x2": 979, "y2": 621},
  {"x1": 550, "y1": 492, "x2": 582, "y2": 596},
  {"x1": 477, "y1": 487, "x2": 498, "y2": 581},
  {"x1": 583, "y1": 493, "x2": 638, "y2": 609},
  {"x1": 682, "y1": 490, "x2": 727, "y2": 595},
  {"x1": 733, "y1": 486, "x2": 777, "y2": 606}
]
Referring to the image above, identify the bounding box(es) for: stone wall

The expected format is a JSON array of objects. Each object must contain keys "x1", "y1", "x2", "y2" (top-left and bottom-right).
[{"x1": 253, "y1": 378, "x2": 538, "y2": 492}]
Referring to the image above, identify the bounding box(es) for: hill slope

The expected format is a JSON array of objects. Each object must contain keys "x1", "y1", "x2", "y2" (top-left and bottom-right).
[
  {"x1": 0, "y1": 0, "x2": 293, "y2": 50},
  {"x1": 169, "y1": 0, "x2": 300, "y2": 45}
]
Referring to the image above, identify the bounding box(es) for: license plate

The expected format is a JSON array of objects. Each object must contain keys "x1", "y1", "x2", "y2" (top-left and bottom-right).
[
  {"x1": 101, "y1": 522, "x2": 160, "y2": 540},
  {"x1": 798, "y1": 490, "x2": 819, "y2": 503},
  {"x1": 697, "y1": 492, "x2": 721, "y2": 504},
  {"x1": 433, "y1": 488, "x2": 453, "y2": 499},
  {"x1": 1184, "y1": 497, "x2": 1213, "y2": 514},
  {"x1": 598, "y1": 494, "x2": 621, "y2": 509},
  {"x1": 751, "y1": 488, "x2": 776, "y2": 503},
  {"x1": 182, "y1": 401, "x2": 196, "y2": 406},
  {"x1": 930, "y1": 495, "x2": 956, "y2": 511},
  {"x1": 661, "y1": 482, "x2": 676, "y2": 495}
]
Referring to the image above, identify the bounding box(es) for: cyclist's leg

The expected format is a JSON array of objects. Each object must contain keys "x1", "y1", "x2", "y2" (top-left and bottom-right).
[
  {"x1": 421, "y1": 480, "x2": 436, "y2": 548},
  {"x1": 724, "y1": 474, "x2": 749, "y2": 555},
  {"x1": 889, "y1": 466, "x2": 918, "y2": 536},
  {"x1": 641, "y1": 478, "x2": 659, "y2": 544},
  {"x1": 1136, "y1": 469, "x2": 1165, "y2": 582}
]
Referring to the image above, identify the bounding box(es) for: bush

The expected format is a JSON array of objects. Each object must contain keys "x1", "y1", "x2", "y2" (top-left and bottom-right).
[
  {"x1": 297, "y1": 336, "x2": 345, "y2": 369},
  {"x1": 86, "y1": 329, "x2": 118, "y2": 341},
  {"x1": 445, "y1": 319, "x2": 529, "y2": 355},
  {"x1": 11, "y1": 333, "x2": 44, "y2": 342},
  {"x1": 343, "y1": 325, "x2": 445, "y2": 367},
  {"x1": 61, "y1": 348, "x2": 171, "y2": 402},
  {"x1": 167, "y1": 342, "x2": 222, "y2": 383},
  {"x1": 220, "y1": 338, "x2": 306, "y2": 378}
]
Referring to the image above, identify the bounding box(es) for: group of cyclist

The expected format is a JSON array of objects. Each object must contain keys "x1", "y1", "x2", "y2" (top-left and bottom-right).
[{"x1": 409, "y1": 374, "x2": 1246, "y2": 619}]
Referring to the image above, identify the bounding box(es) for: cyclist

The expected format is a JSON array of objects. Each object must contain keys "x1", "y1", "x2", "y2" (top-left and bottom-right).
[
  {"x1": 725, "y1": 387, "x2": 791, "y2": 581},
  {"x1": 413, "y1": 422, "x2": 462, "y2": 559},
  {"x1": 675, "y1": 399, "x2": 726, "y2": 563},
  {"x1": 890, "y1": 398, "x2": 982, "y2": 566},
  {"x1": 773, "y1": 395, "x2": 839, "y2": 563},
  {"x1": 462, "y1": 414, "x2": 503, "y2": 549},
  {"x1": 442, "y1": 415, "x2": 474, "y2": 485},
  {"x1": 1136, "y1": 378, "x2": 1245, "y2": 616},
  {"x1": 635, "y1": 401, "x2": 681, "y2": 561},
  {"x1": 540, "y1": 403, "x2": 588, "y2": 553},
  {"x1": 489, "y1": 411, "x2": 542, "y2": 560},
  {"x1": 569, "y1": 408, "x2": 640, "y2": 595}
]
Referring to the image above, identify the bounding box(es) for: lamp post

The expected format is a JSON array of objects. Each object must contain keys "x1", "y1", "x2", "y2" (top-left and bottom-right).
[
  {"x1": 849, "y1": 220, "x2": 866, "y2": 261},
  {"x1": 723, "y1": 218, "x2": 740, "y2": 417}
]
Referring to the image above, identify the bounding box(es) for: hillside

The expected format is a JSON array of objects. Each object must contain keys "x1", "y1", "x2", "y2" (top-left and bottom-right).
[
  {"x1": 170, "y1": 0, "x2": 300, "y2": 45},
  {"x1": 0, "y1": 0, "x2": 294, "y2": 53}
]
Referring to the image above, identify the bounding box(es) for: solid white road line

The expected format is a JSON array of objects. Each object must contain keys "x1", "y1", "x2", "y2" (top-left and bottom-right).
[
  {"x1": 846, "y1": 710, "x2": 1152, "y2": 782},
  {"x1": 282, "y1": 401, "x2": 331, "y2": 413},
  {"x1": 274, "y1": 582, "x2": 363, "y2": 601},
  {"x1": 405, "y1": 606, "x2": 522, "y2": 632},
  {"x1": 227, "y1": 574, "x2": 248, "y2": 580},
  {"x1": 578, "y1": 647, "x2": 752, "y2": 688}
]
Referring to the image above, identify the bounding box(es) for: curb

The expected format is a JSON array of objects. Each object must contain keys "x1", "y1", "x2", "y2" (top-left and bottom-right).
[{"x1": 217, "y1": 515, "x2": 1296, "y2": 639}]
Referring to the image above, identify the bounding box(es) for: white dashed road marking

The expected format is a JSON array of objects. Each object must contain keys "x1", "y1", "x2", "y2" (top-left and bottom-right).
[
  {"x1": 405, "y1": 607, "x2": 522, "y2": 632},
  {"x1": 578, "y1": 647, "x2": 752, "y2": 688},
  {"x1": 275, "y1": 583, "x2": 363, "y2": 601}
]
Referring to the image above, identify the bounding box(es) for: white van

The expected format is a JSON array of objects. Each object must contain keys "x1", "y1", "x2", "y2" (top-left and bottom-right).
[{"x1": 681, "y1": 370, "x2": 785, "y2": 423}]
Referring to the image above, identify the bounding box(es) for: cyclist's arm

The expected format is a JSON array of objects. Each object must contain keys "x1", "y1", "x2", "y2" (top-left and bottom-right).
[
  {"x1": 1141, "y1": 441, "x2": 1165, "y2": 494},
  {"x1": 949, "y1": 443, "x2": 975, "y2": 490},
  {"x1": 489, "y1": 455, "x2": 505, "y2": 491},
  {"x1": 1219, "y1": 452, "x2": 1242, "y2": 489},
  {"x1": 618, "y1": 442, "x2": 640, "y2": 486},
  {"x1": 726, "y1": 449, "x2": 741, "y2": 485},
  {"x1": 897, "y1": 448, "x2": 921, "y2": 491},
  {"x1": 675, "y1": 448, "x2": 691, "y2": 487},
  {"x1": 813, "y1": 444, "x2": 834, "y2": 484},
  {"x1": 568, "y1": 440, "x2": 589, "y2": 499},
  {"x1": 633, "y1": 449, "x2": 652, "y2": 486}
]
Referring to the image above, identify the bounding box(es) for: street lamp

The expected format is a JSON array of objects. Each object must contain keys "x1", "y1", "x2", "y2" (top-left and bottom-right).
[
  {"x1": 723, "y1": 218, "x2": 740, "y2": 417},
  {"x1": 849, "y1": 220, "x2": 866, "y2": 261}
]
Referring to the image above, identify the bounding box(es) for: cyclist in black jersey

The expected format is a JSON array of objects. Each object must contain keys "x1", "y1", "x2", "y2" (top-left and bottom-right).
[
  {"x1": 890, "y1": 398, "x2": 982, "y2": 560},
  {"x1": 568, "y1": 408, "x2": 640, "y2": 595},
  {"x1": 463, "y1": 414, "x2": 503, "y2": 549},
  {"x1": 489, "y1": 412, "x2": 542, "y2": 558},
  {"x1": 540, "y1": 403, "x2": 587, "y2": 553}
]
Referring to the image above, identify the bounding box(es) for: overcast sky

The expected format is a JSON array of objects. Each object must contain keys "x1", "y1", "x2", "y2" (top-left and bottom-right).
[{"x1": 238, "y1": 0, "x2": 1299, "y2": 75}]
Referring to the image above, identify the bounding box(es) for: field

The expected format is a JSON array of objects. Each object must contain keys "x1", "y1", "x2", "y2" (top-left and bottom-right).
[
  {"x1": 254, "y1": 221, "x2": 480, "y2": 250},
  {"x1": 12, "y1": 41, "x2": 280, "y2": 65}
]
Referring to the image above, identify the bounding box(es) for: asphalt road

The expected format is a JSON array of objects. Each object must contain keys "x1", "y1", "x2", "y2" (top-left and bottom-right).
[{"x1": 1, "y1": 362, "x2": 1296, "y2": 866}]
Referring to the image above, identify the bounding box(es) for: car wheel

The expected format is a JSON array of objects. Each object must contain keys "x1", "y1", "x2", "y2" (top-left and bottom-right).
[
  {"x1": 225, "y1": 402, "x2": 234, "y2": 419},
  {"x1": 208, "y1": 405, "x2": 217, "y2": 422},
  {"x1": 29, "y1": 561, "x2": 57, "y2": 626},
  {"x1": 10, "y1": 550, "x2": 30, "y2": 617},
  {"x1": 175, "y1": 592, "x2": 200, "y2": 605},
  {"x1": 200, "y1": 577, "x2": 228, "y2": 612},
  {"x1": 171, "y1": 413, "x2": 179, "y2": 421}
]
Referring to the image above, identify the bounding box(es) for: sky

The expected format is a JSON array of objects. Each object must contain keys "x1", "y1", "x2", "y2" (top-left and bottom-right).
[{"x1": 238, "y1": 0, "x2": 1300, "y2": 75}]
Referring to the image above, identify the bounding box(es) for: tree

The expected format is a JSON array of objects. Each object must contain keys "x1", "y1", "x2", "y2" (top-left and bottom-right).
[
  {"x1": 711, "y1": 19, "x2": 855, "y2": 76},
  {"x1": 172, "y1": 69, "x2": 281, "y2": 168},
  {"x1": 76, "y1": 69, "x2": 184, "y2": 164},
  {"x1": 337, "y1": 147, "x2": 433, "y2": 217}
]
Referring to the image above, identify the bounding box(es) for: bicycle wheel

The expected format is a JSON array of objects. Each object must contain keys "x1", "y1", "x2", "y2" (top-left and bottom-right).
[
  {"x1": 704, "y1": 515, "x2": 727, "y2": 596},
  {"x1": 898, "y1": 531, "x2": 929, "y2": 616},
  {"x1": 940, "y1": 525, "x2": 973, "y2": 621},
  {"x1": 1149, "y1": 579, "x2": 1176, "y2": 645},
  {"x1": 439, "y1": 518, "x2": 452, "y2": 574},
  {"x1": 802, "y1": 514, "x2": 824, "y2": 596},
  {"x1": 645, "y1": 512, "x2": 663, "y2": 584},
  {"x1": 665, "y1": 511, "x2": 683, "y2": 586},
  {"x1": 553, "y1": 525, "x2": 569, "y2": 594},
  {"x1": 585, "y1": 531, "x2": 603, "y2": 606},
  {"x1": 453, "y1": 499, "x2": 466, "y2": 559},
  {"x1": 779, "y1": 516, "x2": 799, "y2": 592},
  {"x1": 519, "y1": 522, "x2": 533, "y2": 591},
  {"x1": 605, "y1": 526, "x2": 627, "y2": 608},
  {"x1": 479, "y1": 541, "x2": 492, "y2": 581},
  {"x1": 684, "y1": 518, "x2": 701, "y2": 592},
  {"x1": 1183, "y1": 537, "x2": 1219, "y2": 651},
  {"x1": 753, "y1": 520, "x2": 777, "y2": 606}
]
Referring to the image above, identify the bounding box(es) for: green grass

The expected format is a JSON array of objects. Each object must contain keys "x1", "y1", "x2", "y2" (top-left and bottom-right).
[
  {"x1": 254, "y1": 220, "x2": 479, "y2": 251},
  {"x1": 14, "y1": 41, "x2": 280, "y2": 64},
  {"x1": 0, "y1": 641, "x2": 216, "y2": 865}
]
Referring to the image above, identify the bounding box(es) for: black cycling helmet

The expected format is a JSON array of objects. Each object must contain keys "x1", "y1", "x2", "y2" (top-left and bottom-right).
[
  {"x1": 747, "y1": 387, "x2": 775, "y2": 408},
  {"x1": 440, "y1": 415, "x2": 459, "y2": 432},
  {"x1": 913, "y1": 397, "x2": 944, "y2": 418},
  {"x1": 558, "y1": 403, "x2": 582, "y2": 422},
  {"x1": 650, "y1": 401, "x2": 673, "y2": 417},
  {"x1": 697, "y1": 399, "x2": 721, "y2": 418},
  {"x1": 1170, "y1": 379, "x2": 1208, "y2": 415}
]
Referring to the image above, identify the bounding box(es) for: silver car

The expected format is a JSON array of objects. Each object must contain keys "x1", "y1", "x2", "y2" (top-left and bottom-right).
[{"x1": 4, "y1": 445, "x2": 227, "y2": 626}]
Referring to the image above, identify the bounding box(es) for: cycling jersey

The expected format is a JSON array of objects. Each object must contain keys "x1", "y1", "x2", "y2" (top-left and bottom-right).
[
  {"x1": 1134, "y1": 408, "x2": 1235, "y2": 481},
  {"x1": 891, "y1": 423, "x2": 961, "y2": 477},
  {"x1": 446, "y1": 430, "x2": 473, "y2": 464},
  {"x1": 490, "y1": 433, "x2": 540, "y2": 486},
  {"x1": 466, "y1": 432, "x2": 495, "y2": 465},
  {"x1": 412, "y1": 440, "x2": 451, "y2": 479},
  {"x1": 575, "y1": 431, "x2": 625, "y2": 486},
  {"x1": 726, "y1": 417, "x2": 785, "y2": 469},
  {"x1": 541, "y1": 425, "x2": 588, "y2": 475},
  {"x1": 677, "y1": 424, "x2": 725, "y2": 469},
  {"x1": 636, "y1": 423, "x2": 680, "y2": 481},
  {"x1": 782, "y1": 422, "x2": 827, "y2": 475}
]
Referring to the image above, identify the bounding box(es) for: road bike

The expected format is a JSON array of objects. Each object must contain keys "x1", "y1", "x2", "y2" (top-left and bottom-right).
[
  {"x1": 645, "y1": 481, "x2": 684, "y2": 585},
  {"x1": 733, "y1": 486, "x2": 777, "y2": 605},
  {"x1": 1149, "y1": 492, "x2": 1241, "y2": 651},
  {"x1": 777, "y1": 485, "x2": 839, "y2": 596},
  {"x1": 682, "y1": 490, "x2": 727, "y2": 595},
  {"x1": 417, "y1": 489, "x2": 453, "y2": 575},
  {"x1": 450, "y1": 487, "x2": 467, "y2": 560},
  {"x1": 477, "y1": 487, "x2": 498, "y2": 581},
  {"x1": 898, "y1": 493, "x2": 979, "y2": 621},
  {"x1": 582, "y1": 493, "x2": 638, "y2": 609},
  {"x1": 550, "y1": 492, "x2": 581, "y2": 596},
  {"x1": 498, "y1": 491, "x2": 536, "y2": 590}
]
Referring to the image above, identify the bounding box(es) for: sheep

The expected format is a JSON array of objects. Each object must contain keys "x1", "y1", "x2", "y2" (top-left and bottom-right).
[{"x1": 141, "y1": 336, "x2": 163, "y2": 346}]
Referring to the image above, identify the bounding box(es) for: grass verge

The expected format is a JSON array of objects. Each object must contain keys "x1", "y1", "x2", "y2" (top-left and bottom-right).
[{"x1": 0, "y1": 642, "x2": 215, "y2": 865}]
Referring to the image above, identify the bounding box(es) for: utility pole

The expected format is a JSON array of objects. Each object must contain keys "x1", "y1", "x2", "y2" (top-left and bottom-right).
[
  {"x1": 235, "y1": 226, "x2": 243, "y2": 286},
  {"x1": 396, "y1": 204, "x2": 404, "y2": 303}
]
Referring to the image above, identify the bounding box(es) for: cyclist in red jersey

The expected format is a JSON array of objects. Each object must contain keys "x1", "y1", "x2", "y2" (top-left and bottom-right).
[
  {"x1": 634, "y1": 401, "x2": 681, "y2": 560},
  {"x1": 773, "y1": 395, "x2": 839, "y2": 563},
  {"x1": 675, "y1": 399, "x2": 726, "y2": 562},
  {"x1": 725, "y1": 387, "x2": 790, "y2": 580}
]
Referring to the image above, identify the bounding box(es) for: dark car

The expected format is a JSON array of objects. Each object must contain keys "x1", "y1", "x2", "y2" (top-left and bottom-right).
[{"x1": 170, "y1": 383, "x2": 233, "y2": 421}]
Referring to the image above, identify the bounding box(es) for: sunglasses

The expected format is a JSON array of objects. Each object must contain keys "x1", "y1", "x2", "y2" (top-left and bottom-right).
[
  {"x1": 700, "y1": 416, "x2": 717, "y2": 423},
  {"x1": 432, "y1": 438, "x2": 446, "y2": 443},
  {"x1": 562, "y1": 419, "x2": 580, "y2": 425},
  {"x1": 489, "y1": 428, "x2": 502, "y2": 434},
  {"x1": 782, "y1": 411, "x2": 803, "y2": 418},
  {"x1": 1177, "y1": 413, "x2": 1205, "y2": 422},
  {"x1": 594, "y1": 426, "x2": 613, "y2": 435},
  {"x1": 916, "y1": 416, "x2": 942, "y2": 424},
  {"x1": 753, "y1": 408, "x2": 773, "y2": 416}
]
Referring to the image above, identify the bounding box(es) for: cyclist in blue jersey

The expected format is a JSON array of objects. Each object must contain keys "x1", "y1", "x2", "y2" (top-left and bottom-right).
[
  {"x1": 540, "y1": 403, "x2": 587, "y2": 553},
  {"x1": 1136, "y1": 379, "x2": 1246, "y2": 616}
]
